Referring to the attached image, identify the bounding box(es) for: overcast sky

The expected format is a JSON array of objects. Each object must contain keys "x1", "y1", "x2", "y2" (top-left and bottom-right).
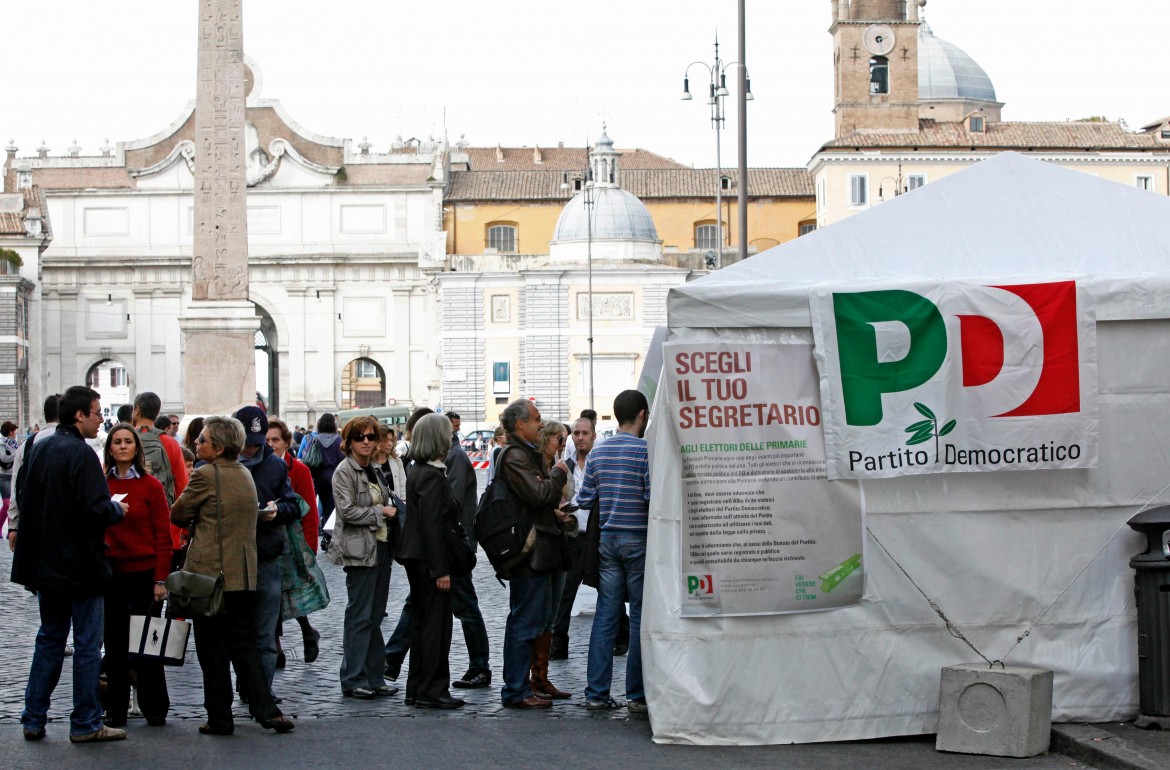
[{"x1": 4, "y1": 1, "x2": 1168, "y2": 169}]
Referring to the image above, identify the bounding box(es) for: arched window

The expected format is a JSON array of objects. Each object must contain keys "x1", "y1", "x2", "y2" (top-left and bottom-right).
[
  {"x1": 487, "y1": 223, "x2": 517, "y2": 253},
  {"x1": 869, "y1": 56, "x2": 889, "y2": 95},
  {"x1": 341, "y1": 358, "x2": 386, "y2": 409},
  {"x1": 695, "y1": 223, "x2": 721, "y2": 251}
]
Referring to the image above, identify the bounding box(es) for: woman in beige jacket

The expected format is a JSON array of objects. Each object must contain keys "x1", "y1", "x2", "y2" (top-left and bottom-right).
[{"x1": 171, "y1": 415, "x2": 294, "y2": 736}]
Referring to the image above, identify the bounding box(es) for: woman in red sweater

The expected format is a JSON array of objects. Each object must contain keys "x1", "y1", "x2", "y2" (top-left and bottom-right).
[
  {"x1": 267, "y1": 418, "x2": 322, "y2": 663},
  {"x1": 102, "y1": 423, "x2": 173, "y2": 727}
]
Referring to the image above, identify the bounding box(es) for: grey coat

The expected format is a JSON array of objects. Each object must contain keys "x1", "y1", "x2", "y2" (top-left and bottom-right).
[{"x1": 328, "y1": 455, "x2": 392, "y2": 568}]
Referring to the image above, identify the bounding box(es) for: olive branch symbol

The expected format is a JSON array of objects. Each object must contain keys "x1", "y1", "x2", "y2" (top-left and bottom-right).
[{"x1": 905, "y1": 402, "x2": 956, "y2": 463}]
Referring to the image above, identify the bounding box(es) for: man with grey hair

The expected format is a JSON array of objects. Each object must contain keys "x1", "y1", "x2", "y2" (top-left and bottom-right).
[{"x1": 497, "y1": 398, "x2": 569, "y2": 709}]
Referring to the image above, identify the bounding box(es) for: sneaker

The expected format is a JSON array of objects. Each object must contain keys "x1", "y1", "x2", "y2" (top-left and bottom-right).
[
  {"x1": 23, "y1": 726, "x2": 46, "y2": 741},
  {"x1": 343, "y1": 687, "x2": 376, "y2": 699},
  {"x1": 627, "y1": 698, "x2": 649, "y2": 715},
  {"x1": 70, "y1": 725, "x2": 127, "y2": 743},
  {"x1": 585, "y1": 697, "x2": 621, "y2": 710},
  {"x1": 453, "y1": 670, "x2": 491, "y2": 689},
  {"x1": 64, "y1": 644, "x2": 74, "y2": 657}
]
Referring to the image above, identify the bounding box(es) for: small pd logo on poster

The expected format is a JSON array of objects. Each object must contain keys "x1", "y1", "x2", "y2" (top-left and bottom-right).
[{"x1": 685, "y1": 573, "x2": 717, "y2": 603}]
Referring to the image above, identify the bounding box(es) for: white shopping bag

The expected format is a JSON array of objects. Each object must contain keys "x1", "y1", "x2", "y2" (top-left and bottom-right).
[{"x1": 128, "y1": 615, "x2": 190, "y2": 666}]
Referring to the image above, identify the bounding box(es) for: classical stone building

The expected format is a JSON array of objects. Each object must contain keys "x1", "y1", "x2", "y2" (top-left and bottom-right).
[
  {"x1": 444, "y1": 136, "x2": 815, "y2": 268},
  {"x1": 6, "y1": 66, "x2": 447, "y2": 427},
  {"x1": 0, "y1": 163, "x2": 47, "y2": 429},
  {"x1": 438, "y1": 131, "x2": 696, "y2": 426},
  {"x1": 812, "y1": 0, "x2": 1170, "y2": 226}
]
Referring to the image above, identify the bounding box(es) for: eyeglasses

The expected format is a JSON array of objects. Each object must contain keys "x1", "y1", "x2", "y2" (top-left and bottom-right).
[
  {"x1": 170, "y1": 421, "x2": 180, "y2": 427},
  {"x1": 196, "y1": 435, "x2": 207, "y2": 445},
  {"x1": 353, "y1": 433, "x2": 378, "y2": 443},
  {"x1": 556, "y1": 435, "x2": 567, "y2": 444}
]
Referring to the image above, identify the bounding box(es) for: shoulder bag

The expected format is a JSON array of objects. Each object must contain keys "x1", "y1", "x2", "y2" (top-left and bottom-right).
[{"x1": 165, "y1": 464, "x2": 227, "y2": 618}]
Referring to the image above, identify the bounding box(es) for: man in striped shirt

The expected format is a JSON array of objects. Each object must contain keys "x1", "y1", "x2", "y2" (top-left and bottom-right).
[{"x1": 576, "y1": 389, "x2": 651, "y2": 714}]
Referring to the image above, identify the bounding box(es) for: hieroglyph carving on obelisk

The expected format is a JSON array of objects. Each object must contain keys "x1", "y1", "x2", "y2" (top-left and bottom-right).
[{"x1": 193, "y1": 0, "x2": 248, "y2": 301}]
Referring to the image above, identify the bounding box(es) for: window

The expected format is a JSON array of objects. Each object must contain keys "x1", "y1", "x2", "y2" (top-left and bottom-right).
[
  {"x1": 906, "y1": 174, "x2": 927, "y2": 192},
  {"x1": 487, "y1": 224, "x2": 517, "y2": 252},
  {"x1": 1162, "y1": 130, "x2": 1170, "y2": 140},
  {"x1": 492, "y1": 361, "x2": 511, "y2": 395},
  {"x1": 355, "y1": 360, "x2": 378, "y2": 378},
  {"x1": 110, "y1": 367, "x2": 128, "y2": 387},
  {"x1": 869, "y1": 56, "x2": 889, "y2": 95},
  {"x1": 720, "y1": 175, "x2": 731, "y2": 191},
  {"x1": 799, "y1": 222, "x2": 817, "y2": 236},
  {"x1": 849, "y1": 174, "x2": 868, "y2": 207},
  {"x1": 969, "y1": 115, "x2": 985, "y2": 133},
  {"x1": 1136, "y1": 175, "x2": 1154, "y2": 191},
  {"x1": 695, "y1": 223, "x2": 721, "y2": 251}
]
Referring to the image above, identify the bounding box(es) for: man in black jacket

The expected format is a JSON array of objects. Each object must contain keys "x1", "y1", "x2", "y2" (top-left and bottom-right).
[
  {"x1": 233, "y1": 406, "x2": 300, "y2": 699},
  {"x1": 498, "y1": 398, "x2": 569, "y2": 709},
  {"x1": 13, "y1": 385, "x2": 128, "y2": 743}
]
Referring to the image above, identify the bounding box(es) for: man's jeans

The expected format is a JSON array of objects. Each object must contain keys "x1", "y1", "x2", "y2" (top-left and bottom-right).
[
  {"x1": 385, "y1": 570, "x2": 490, "y2": 675},
  {"x1": 22, "y1": 591, "x2": 105, "y2": 736},
  {"x1": 585, "y1": 532, "x2": 646, "y2": 703},
  {"x1": 501, "y1": 575, "x2": 549, "y2": 704},
  {"x1": 254, "y1": 558, "x2": 282, "y2": 695}
]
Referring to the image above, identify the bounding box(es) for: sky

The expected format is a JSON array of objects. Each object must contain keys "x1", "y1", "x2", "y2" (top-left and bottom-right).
[{"x1": 4, "y1": 1, "x2": 1169, "y2": 169}]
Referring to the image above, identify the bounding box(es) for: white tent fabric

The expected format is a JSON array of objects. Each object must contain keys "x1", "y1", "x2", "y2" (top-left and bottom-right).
[{"x1": 645, "y1": 153, "x2": 1170, "y2": 744}]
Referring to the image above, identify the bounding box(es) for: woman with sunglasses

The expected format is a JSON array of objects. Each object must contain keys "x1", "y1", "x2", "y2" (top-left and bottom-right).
[
  {"x1": 329, "y1": 416, "x2": 399, "y2": 699},
  {"x1": 528, "y1": 420, "x2": 575, "y2": 700}
]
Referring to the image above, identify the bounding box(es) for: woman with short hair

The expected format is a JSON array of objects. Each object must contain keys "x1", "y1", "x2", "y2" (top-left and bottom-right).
[
  {"x1": 170, "y1": 416, "x2": 294, "y2": 735},
  {"x1": 101, "y1": 423, "x2": 172, "y2": 727},
  {"x1": 395, "y1": 413, "x2": 464, "y2": 708},
  {"x1": 330, "y1": 416, "x2": 399, "y2": 699},
  {"x1": 266, "y1": 417, "x2": 322, "y2": 663}
]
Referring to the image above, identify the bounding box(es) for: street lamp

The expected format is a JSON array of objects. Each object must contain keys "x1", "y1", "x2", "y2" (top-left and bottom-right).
[
  {"x1": 562, "y1": 154, "x2": 598, "y2": 412},
  {"x1": 877, "y1": 164, "x2": 905, "y2": 202},
  {"x1": 682, "y1": 35, "x2": 752, "y2": 269}
]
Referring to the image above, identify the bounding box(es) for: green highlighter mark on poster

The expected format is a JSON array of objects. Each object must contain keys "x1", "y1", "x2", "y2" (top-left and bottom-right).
[{"x1": 819, "y1": 554, "x2": 862, "y2": 593}]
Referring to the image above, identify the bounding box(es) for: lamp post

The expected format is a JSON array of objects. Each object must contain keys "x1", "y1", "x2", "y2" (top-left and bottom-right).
[
  {"x1": 877, "y1": 164, "x2": 905, "y2": 202},
  {"x1": 563, "y1": 154, "x2": 597, "y2": 412},
  {"x1": 682, "y1": 35, "x2": 752, "y2": 269}
]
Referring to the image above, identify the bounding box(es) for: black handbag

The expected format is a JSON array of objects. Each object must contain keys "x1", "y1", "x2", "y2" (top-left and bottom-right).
[
  {"x1": 444, "y1": 521, "x2": 477, "y2": 577},
  {"x1": 166, "y1": 465, "x2": 227, "y2": 618},
  {"x1": 581, "y1": 501, "x2": 601, "y2": 589}
]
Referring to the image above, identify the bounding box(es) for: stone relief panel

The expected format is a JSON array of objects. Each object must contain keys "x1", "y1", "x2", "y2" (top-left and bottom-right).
[
  {"x1": 491, "y1": 295, "x2": 511, "y2": 323},
  {"x1": 577, "y1": 292, "x2": 634, "y2": 321}
]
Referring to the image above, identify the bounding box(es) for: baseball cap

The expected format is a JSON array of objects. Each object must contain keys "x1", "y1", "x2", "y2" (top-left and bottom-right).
[{"x1": 234, "y1": 405, "x2": 269, "y2": 446}]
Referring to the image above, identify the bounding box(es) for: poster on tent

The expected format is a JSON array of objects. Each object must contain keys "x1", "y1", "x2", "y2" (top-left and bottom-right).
[
  {"x1": 810, "y1": 278, "x2": 1098, "y2": 480},
  {"x1": 664, "y1": 340, "x2": 865, "y2": 617}
]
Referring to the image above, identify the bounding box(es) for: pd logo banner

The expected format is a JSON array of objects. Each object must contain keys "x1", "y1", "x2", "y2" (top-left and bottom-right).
[{"x1": 810, "y1": 279, "x2": 1097, "y2": 479}]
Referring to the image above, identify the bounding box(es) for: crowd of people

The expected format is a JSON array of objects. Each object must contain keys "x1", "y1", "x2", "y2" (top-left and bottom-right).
[{"x1": 6, "y1": 385, "x2": 652, "y2": 743}]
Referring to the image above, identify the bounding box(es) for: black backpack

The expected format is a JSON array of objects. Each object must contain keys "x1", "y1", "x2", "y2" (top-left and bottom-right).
[{"x1": 473, "y1": 447, "x2": 535, "y2": 580}]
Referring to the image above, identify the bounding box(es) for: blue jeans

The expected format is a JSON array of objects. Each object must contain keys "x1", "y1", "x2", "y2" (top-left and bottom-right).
[
  {"x1": 254, "y1": 558, "x2": 282, "y2": 695},
  {"x1": 385, "y1": 571, "x2": 491, "y2": 676},
  {"x1": 21, "y1": 591, "x2": 105, "y2": 736},
  {"x1": 585, "y1": 532, "x2": 646, "y2": 703},
  {"x1": 501, "y1": 575, "x2": 549, "y2": 704}
]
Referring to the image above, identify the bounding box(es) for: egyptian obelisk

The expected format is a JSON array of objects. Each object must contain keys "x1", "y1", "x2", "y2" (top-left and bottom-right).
[{"x1": 180, "y1": 0, "x2": 259, "y2": 414}]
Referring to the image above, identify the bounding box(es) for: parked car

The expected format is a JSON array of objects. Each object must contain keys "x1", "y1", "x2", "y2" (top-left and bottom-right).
[{"x1": 460, "y1": 429, "x2": 494, "y2": 453}]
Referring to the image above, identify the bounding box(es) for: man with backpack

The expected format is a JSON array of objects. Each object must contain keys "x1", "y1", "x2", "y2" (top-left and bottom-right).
[
  {"x1": 132, "y1": 393, "x2": 188, "y2": 564},
  {"x1": 494, "y1": 398, "x2": 569, "y2": 709}
]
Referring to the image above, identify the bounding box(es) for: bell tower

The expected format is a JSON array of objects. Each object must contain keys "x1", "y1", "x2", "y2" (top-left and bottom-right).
[{"x1": 830, "y1": 0, "x2": 924, "y2": 138}]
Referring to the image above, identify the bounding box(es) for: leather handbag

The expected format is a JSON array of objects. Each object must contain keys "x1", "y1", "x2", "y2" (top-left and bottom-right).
[
  {"x1": 443, "y1": 520, "x2": 477, "y2": 577},
  {"x1": 166, "y1": 464, "x2": 227, "y2": 618}
]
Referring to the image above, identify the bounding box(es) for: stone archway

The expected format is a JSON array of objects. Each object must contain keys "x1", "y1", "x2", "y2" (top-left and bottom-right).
[
  {"x1": 85, "y1": 357, "x2": 133, "y2": 425},
  {"x1": 340, "y1": 357, "x2": 385, "y2": 409},
  {"x1": 254, "y1": 307, "x2": 279, "y2": 415}
]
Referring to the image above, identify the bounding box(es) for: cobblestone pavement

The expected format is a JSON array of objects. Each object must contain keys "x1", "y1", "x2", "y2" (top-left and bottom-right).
[{"x1": 0, "y1": 541, "x2": 629, "y2": 726}]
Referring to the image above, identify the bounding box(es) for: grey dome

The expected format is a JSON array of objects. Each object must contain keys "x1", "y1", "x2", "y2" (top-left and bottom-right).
[
  {"x1": 552, "y1": 186, "x2": 659, "y2": 242},
  {"x1": 918, "y1": 24, "x2": 997, "y2": 102}
]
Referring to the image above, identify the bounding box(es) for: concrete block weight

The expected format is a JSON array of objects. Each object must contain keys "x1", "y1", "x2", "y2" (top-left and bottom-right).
[{"x1": 935, "y1": 663, "x2": 1053, "y2": 758}]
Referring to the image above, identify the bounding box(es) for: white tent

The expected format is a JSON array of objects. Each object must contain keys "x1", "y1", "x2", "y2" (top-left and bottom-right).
[{"x1": 645, "y1": 153, "x2": 1170, "y2": 744}]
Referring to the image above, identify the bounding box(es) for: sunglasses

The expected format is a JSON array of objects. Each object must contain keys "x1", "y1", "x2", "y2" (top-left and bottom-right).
[{"x1": 352, "y1": 433, "x2": 379, "y2": 443}]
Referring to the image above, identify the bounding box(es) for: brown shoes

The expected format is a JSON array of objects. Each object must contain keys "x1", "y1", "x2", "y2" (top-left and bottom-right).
[{"x1": 505, "y1": 694, "x2": 553, "y2": 709}]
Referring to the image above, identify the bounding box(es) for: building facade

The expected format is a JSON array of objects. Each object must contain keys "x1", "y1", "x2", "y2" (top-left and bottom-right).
[
  {"x1": 0, "y1": 171, "x2": 47, "y2": 430},
  {"x1": 9, "y1": 66, "x2": 448, "y2": 428},
  {"x1": 812, "y1": 0, "x2": 1170, "y2": 226}
]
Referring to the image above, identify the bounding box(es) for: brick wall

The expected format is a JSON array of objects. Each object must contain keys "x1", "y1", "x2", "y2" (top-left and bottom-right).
[{"x1": 440, "y1": 284, "x2": 486, "y2": 421}]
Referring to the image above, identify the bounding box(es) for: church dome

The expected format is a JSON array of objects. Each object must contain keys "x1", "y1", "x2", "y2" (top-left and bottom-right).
[
  {"x1": 552, "y1": 186, "x2": 659, "y2": 243},
  {"x1": 918, "y1": 24, "x2": 997, "y2": 102}
]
